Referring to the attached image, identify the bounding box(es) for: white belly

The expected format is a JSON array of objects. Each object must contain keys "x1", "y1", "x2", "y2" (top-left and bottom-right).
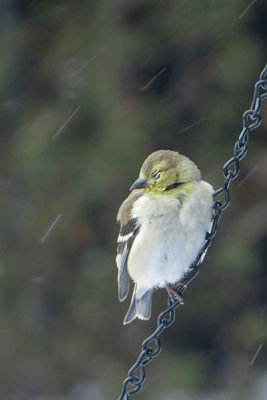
[{"x1": 127, "y1": 181, "x2": 213, "y2": 290}]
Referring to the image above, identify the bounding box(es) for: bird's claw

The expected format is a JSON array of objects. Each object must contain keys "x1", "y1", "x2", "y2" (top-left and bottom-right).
[{"x1": 166, "y1": 284, "x2": 184, "y2": 304}]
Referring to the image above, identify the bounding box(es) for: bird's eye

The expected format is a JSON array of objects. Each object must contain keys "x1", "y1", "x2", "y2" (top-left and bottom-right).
[{"x1": 152, "y1": 171, "x2": 161, "y2": 180}]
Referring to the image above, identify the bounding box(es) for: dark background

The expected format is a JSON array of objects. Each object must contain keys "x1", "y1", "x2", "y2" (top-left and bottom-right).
[{"x1": 0, "y1": 1, "x2": 266, "y2": 399}]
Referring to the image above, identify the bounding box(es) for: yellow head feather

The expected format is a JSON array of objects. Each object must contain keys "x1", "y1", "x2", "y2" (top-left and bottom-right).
[{"x1": 137, "y1": 150, "x2": 201, "y2": 193}]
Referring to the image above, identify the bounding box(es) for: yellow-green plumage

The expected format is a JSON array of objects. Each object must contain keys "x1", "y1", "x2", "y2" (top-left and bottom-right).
[{"x1": 140, "y1": 150, "x2": 201, "y2": 194}]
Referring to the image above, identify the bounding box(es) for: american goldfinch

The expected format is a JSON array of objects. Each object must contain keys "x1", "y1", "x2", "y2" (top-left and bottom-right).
[{"x1": 116, "y1": 150, "x2": 213, "y2": 324}]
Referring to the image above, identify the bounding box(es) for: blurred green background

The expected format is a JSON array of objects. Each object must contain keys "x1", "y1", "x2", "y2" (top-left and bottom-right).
[{"x1": 0, "y1": 1, "x2": 267, "y2": 399}]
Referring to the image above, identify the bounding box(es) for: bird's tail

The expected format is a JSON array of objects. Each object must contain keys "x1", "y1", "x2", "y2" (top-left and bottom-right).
[{"x1": 123, "y1": 285, "x2": 153, "y2": 325}]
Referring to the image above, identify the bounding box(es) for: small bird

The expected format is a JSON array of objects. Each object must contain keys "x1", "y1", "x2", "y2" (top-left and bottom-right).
[{"x1": 116, "y1": 150, "x2": 214, "y2": 324}]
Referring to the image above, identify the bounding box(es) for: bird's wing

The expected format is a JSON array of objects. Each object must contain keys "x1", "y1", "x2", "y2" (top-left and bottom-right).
[{"x1": 116, "y1": 190, "x2": 143, "y2": 302}]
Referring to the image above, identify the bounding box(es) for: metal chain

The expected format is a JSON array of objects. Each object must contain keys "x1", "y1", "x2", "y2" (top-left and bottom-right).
[{"x1": 118, "y1": 64, "x2": 267, "y2": 400}]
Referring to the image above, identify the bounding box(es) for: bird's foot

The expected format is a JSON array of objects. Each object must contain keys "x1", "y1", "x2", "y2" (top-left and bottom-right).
[{"x1": 166, "y1": 284, "x2": 184, "y2": 305}]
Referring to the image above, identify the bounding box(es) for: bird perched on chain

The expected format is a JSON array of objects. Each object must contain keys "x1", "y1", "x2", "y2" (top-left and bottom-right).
[{"x1": 116, "y1": 150, "x2": 214, "y2": 324}]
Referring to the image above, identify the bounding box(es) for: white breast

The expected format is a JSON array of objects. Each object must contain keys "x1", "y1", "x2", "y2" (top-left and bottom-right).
[{"x1": 127, "y1": 181, "x2": 213, "y2": 290}]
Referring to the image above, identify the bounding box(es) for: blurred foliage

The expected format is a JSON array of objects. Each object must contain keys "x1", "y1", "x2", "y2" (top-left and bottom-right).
[{"x1": 0, "y1": 0, "x2": 267, "y2": 399}]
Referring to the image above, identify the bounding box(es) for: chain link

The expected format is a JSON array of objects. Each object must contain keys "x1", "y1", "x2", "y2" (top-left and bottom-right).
[{"x1": 118, "y1": 64, "x2": 267, "y2": 400}]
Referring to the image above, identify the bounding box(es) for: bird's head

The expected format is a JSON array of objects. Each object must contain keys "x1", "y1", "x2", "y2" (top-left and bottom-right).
[{"x1": 130, "y1": 150, "x2": 201, "y2": 193}]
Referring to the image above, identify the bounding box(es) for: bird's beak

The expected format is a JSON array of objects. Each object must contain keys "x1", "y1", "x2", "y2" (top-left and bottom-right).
[{"x1": 130, "y1": 177, "x2": 148, "y2": 191}]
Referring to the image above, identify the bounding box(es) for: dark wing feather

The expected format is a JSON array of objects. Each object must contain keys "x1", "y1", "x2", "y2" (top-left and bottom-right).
[{"x1": 116, "y1": 191, "x2": 143, "y2": 301}]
